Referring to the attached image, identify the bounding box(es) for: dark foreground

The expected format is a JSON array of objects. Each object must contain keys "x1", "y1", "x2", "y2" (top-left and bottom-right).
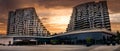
[{"x1": 0, "y1": 45, "x2": 120, "y2": 51}]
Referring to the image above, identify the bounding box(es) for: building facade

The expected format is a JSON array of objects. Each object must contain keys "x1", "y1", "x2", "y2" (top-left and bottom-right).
[
  {"x1": 67, "y1": 1, "x2": 111, "y2": 32},
  {"x1": 0, "y1": 29, "x2": 115, "y2": 45},
  {"x1": 7, "y1": 7, "x2": 50, "y2": 36},
  {"x1": 51, "y1": 29, "x2": 115, "y2": 45}
]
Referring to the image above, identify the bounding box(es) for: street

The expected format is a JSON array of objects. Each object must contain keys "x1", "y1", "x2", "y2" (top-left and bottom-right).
[{"x1": 0, "y1": 45, "x2": 120, "y2": 51}]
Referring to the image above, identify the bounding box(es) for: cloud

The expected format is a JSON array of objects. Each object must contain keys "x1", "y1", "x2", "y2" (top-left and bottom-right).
[
  {"x1": 110, "y1": 13, "x2": 120, "y2": 22},
  {"x1": 37, "y1": 8, "x2": 72, "y2": 25},
  {"x1": 0, "y1": 23, "x2": 7, "y2": 34},
  {"x1": 107, "y1": 0, "x2": 120, "y2": 13},
  {"x1": 111, "y1": 22, "x2": 120, "y2": 32},
  {"x1": 0, "y1": 0, "x2": 120, "y2": 34},
  {"x1": 44, "y1": 23, "x2": 67, "y2": 34},
  {"x1": 37, "y1": 0, "x2": 120, "y2": 13}
]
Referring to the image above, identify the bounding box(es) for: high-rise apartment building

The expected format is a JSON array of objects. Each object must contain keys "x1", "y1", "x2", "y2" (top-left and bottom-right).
[
  {"x1": 7, "y1": 7, "x2": 50, "y2": 36},
  {"x1": 67, "y1": 1, "x2": 111, "y2": 32}
]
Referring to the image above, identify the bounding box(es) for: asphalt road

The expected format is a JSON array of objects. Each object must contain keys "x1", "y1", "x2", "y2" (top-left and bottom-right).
[{"x1": 0, "y1": 45, "x2": 120, "y2": 51}]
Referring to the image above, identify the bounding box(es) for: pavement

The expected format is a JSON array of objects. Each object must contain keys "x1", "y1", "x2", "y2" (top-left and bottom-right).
[{"x1": 0, "y1": 45, "x2": 120, "y2": 51}]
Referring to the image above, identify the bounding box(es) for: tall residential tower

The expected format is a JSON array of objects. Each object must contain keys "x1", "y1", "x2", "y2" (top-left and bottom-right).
[
  {"x1": 67, "y1": 1, "x2": 111, "y2": 32},
  {"x1": 7, "y1": 7, "x2": 50, "y2": 36}
]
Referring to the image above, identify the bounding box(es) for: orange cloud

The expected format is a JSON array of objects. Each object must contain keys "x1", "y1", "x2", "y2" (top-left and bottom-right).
[
  {"x1": 111, "y1": 22, "x2": 120, "y2": 32},
  {"x1": 0, "y1": 23, "x2": 7, "y2": 34},
  {"x1": 0, "y1": 0, "x2": 120, "y2": 34},
  {"x1": 110, "y1": 13, "x2": 120, "y2": 22},
  {"x1": 35, "y1": 7, "x2": 72, "y2": 34},
  {"x1": 44, "y1": 24, "x2": 67, "y2": 34}
]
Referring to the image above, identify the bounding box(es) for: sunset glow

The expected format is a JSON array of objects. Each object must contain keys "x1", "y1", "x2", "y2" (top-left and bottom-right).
[{"x1": 0, "y1": 0, "x2": 120, "y2": 34}]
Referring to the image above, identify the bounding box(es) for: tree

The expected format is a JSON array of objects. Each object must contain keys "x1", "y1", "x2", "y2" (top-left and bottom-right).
[
  {"x1": 86, "y1": 37, "x2": 92, "y2": 46},
  {"x1": 116, "y1": 31, "x2": 120, "y2": 44},
  {"x1": 51, "y1": 33, "x2": 57, "y2": 36},
  {"x1": 50, "y1": 39, "x2": 59, "y2": 44},
  {"x1": 117, "y1": 31, "x2": 120, "y2": 39}
]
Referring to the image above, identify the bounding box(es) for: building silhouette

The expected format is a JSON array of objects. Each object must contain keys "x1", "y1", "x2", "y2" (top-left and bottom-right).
[
  {"x1": 67, "y1": 1, "x2": 111, "y2": 32},
  {"x1": 7, "y1": 7, "x2": 50, "y2": 36}
]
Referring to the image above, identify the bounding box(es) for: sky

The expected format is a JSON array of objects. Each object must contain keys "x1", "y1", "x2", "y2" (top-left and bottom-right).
[{"x1": 0, "y1": 0, "x2": 120, "y2": 34}]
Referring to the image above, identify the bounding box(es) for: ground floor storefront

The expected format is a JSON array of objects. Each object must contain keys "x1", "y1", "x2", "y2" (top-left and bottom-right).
[
  {"x1": 12, "y1": 31, "x2": 117, "y2": 45},
  {"x1": 0, "y1": 30, "x2": 118, "y2": 45}
]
